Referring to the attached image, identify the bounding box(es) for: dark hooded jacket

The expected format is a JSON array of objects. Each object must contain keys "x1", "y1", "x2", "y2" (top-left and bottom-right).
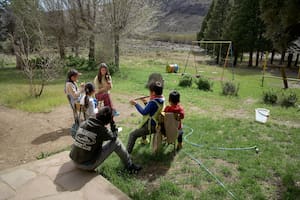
[{"x1": 69, "y1": 118, "x2": 117, "y2": 164}]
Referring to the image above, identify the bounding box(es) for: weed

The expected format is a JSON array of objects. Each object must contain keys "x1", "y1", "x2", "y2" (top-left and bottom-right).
[
  {"x1": 221, "y1": 81, "x2": 239, "y2": 96},
  {"x1": 281, "y1": 91, "x2": 298, "y2": 108},
  {"x1": 263, "y1": 89, "x2": 278, "y2": 105},
  {"x1": 195, "y1": 76, "x2": 213, "y2": 91},
  {"x1": 179, "y1": 74, "x2": 193, "y2": 87}
]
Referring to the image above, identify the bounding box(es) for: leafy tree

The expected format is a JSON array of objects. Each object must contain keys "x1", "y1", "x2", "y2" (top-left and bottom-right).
[
  {"x1": 224, "y1": 0, "x2": 267, "y2": 66},
  {"x1": 261, "y1": 0, "x2": 300, "y2": 65},
  {"x1": 197, "y1": 0, "x2": 214, "y2": 41},
  {"x1": 204, "y1": 0, "x2": 230, "y2": 40}
]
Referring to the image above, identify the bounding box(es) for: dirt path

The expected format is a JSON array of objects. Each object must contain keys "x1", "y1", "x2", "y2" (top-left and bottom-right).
[
  {"x1": 0, "y1": 105, "x2": 73, "y2": 170},
  {"x1": 0, "y1": 94, "x2": 136, "y2": 171}
]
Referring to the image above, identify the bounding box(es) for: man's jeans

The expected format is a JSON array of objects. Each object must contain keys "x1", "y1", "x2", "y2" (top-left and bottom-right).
[{"x1": 73, "y1": 138, "x2": 131, "y2": 171}]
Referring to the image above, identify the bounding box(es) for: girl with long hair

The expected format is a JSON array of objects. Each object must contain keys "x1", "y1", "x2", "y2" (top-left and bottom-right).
[
  {"x1": 94, "y1": 63, "x2": 119, "y2": 116},
  {"x1": 80, "y1": 82, "x2": 98, "y2": 119}
]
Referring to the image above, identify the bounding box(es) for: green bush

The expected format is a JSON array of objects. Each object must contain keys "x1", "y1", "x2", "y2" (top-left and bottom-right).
[
  {"x1": 64, "y1": 56, "x2": 99, "y2": 71},
  {"x1": 281, "y1": 91, "x2": 298, "y2": 108},
  {"x1": 179, "y1": 74, "x2": 193, "y2": 87},
  {"x1": 65, "y1": 55, "x2": 87, "y2": 70},
  {"x1": 221, "y1": 81, "x2": 239, "y2": 96},
  {"x1": 107, "y1": 62, "x2": 119, "y2": 76},
  {"x1": 195, "y1": 76, "x2": 213, "y2": 91},
  {"x1": 263, "y1": 89, "x2": 278, "y2": 105}
]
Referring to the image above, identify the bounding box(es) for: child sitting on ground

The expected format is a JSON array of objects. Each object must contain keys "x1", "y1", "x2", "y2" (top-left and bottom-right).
[
  {"x1": 164, "y1": 91, "x2": 184, "y2": 150},
  {"x1": 80, "y1": 82, "x2": 98, "y2": 119},
  {"x1": 127, "y1": 81, "x2": 165, "y2": 154}
]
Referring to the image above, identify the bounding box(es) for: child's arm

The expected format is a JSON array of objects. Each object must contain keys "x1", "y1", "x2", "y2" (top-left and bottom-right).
[{"x1": 130, "y1": 100, "x2": 157, "y2": 115}]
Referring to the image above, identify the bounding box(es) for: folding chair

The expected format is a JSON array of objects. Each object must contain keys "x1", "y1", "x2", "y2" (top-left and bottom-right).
[
  {"x1": 67, "y1": 94, "x2": 85, "y2": 138},
  {"x1": 163, "y1": 112, "x2": 180, "y2": 152}
]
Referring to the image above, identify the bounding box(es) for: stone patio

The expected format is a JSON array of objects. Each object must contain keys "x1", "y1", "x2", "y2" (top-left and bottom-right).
[{"x1": 0, "y1": 151, "x2": 130, "y2": 200}]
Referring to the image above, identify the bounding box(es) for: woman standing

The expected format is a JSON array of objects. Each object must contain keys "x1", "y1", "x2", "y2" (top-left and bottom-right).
[{"x1": 94, "y1": 63, "x2": 119, "y2": 116}]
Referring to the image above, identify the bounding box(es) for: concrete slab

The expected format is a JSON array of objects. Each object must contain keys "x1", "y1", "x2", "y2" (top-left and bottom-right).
[
  {"x1": 0, "y1": 181, "x2": 15, "y2": 200},
  {"x1": 0, "y1": 151, "x2": 130, "y2": 200}
]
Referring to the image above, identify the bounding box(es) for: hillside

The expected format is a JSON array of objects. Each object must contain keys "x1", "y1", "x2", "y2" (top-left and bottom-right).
[{"x1": 154, "y1": 0, "x2": 212, "y2": 33}]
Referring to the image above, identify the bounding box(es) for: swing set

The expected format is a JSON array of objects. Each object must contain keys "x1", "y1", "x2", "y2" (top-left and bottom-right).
[
  {"x1": 183, "y1": 40, "x2": 234, "y2": 81},
  {"x1": 261, "y1": 51, "x2": 300, "y2": 89}
]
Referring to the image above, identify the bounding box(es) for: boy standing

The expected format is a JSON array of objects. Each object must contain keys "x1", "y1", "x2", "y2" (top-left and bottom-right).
[
  {"x1": 127, "y1": 81, "x2": 164, "y2": 154},
  {"x1": 164, "y1": 91, "x2": 184, "y2": 150}
]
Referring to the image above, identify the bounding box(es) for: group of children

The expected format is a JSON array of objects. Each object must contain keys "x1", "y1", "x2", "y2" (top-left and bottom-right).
[
  {"x1": 65, "y1": 64, "x2": 185, "y2": 171},
  {"x1": 65, "y1": 63, "x2": 119, "y2": 119}
]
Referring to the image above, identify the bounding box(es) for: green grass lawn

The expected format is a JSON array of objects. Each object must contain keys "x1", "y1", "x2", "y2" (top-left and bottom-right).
[{"x1": 0, "y1": 52, "x2": 299, "y2": 199}]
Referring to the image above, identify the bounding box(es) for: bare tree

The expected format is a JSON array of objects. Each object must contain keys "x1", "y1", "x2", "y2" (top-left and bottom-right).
[
  {"x1": 63, "y1": 0, "x2": 85, "y2": 57},
  {"x1": 42, "y1": 0, "x2": 67, "y2": 59},
  {"x1": 10, "y1": 0, "x2": 41, "y2": 69},
  {"x1": 10, "y1": 0, "x2": 61, "y2": 97},
  {"x1": 76, "y1": 0, "x2": 99, "y2": 62},
  {"x1": 101, "y1": 0, "x2": 159, "y2": 70}
]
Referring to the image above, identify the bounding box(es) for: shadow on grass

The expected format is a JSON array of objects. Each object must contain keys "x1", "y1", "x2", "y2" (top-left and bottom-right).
[
  {"x1": 279, "y1": 173, "x2": 300, "y2": 200},
  {"x1": 31, "y1": 128, "x2": 70, "y2": 145},
  {"x1": 132, "y1": 143, "x2": 176, "y2": 182}
]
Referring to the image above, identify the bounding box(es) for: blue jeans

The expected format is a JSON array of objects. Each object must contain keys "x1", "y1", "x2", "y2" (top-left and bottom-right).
[{"x1": 73, "y1": 138, "x2": 131, "y2": 171}]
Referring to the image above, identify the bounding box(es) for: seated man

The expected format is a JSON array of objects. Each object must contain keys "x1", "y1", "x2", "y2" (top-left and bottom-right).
[{"x1": 69, "y1": 106, "x2": 141, "y2": 173}]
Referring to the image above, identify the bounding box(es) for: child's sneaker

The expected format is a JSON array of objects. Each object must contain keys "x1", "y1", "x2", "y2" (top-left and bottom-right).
[
  {"x1": 139, "y1": 138, "x2": 150, "y2": 145},
  {"x1": 176, "y1": 142, "x2": 183, "y2": 151},
  {"x1": 113, "y1": 110, "x2": 120, "y2": 117}
]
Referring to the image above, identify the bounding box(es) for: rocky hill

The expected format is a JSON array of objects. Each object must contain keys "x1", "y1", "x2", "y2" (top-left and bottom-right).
[{"x1": 154, "y1": 0, "x2": 212, "y2": 33}]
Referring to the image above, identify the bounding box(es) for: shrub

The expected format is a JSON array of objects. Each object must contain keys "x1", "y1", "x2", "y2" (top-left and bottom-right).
[
  {"x1": 221, "y1": 81, "x2": 239, "y2": 96},
  {"x1": 179, "y1": 74, "x2": 193, "y2": 87},
  {"x1": 281, "y1": 91, "x2": 298, "y2": 108},
  {"x1": 106, "y1": 62, "x2": 119, "y2": 76},
  {"x1": 195, "y1": 76, "x2": 213, "y2": 91},
  {"x1": 263, "y1": 89, "x2": 278, "y2": 105},
  {"x1": 65, "y1": 55, "x2": 87, "y2": 70}
]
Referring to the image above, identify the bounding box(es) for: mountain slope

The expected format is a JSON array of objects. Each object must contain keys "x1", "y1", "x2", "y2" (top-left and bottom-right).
[{"x1": 154, "y1": 0, "x2": 212, "y2": 33}]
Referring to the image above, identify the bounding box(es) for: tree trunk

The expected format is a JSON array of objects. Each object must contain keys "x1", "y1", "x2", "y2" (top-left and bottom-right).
[
  {"x1": 279, "y1": 50, "x2": 285, "y2": 65},
  {"x1": 248, "y1": 51, "x2": 253, "y2": 67},
  {"x1": 13, "y1": 41, "x2": 24, "y2": 70},
  {"x1": 88, "y1": 33, "x2": 95, "y2": 62},
  {"x1": 74, "y1": 28, "x2": 79, "y2": 57},
  {"x1": 260, "y1": 52, "x2": 264, "y2": 61},
  {"x1": 270, "y1": 49, "x2": 275, "y2": 64},
  {"x1": 16, "y1": 53, "x2": 23, "y2": 69},
  {"x1": 287, "y1": 53, "x2": 293, "y2": 68},
  {"x1": 58, "y1": 36, "x2": 65, "y2": 59},
  {"x1": 114, "y1": 31, "x2": 120, "y2": 70},
  {"x1": 75, "y1": 46, "x2": 79, "y2": 57},
  {"x1": 240, "y1": 51, "x2": 243, "y2": 63},
  {"x1": 234, "y1": 54, "x2": 238, "y2": 66},
  {"x1": 295, "y1": 54, "x2": 299, "y2": 67},
  {"x1": 255, "y1": 50, "x2": 259, "y2": 67}
]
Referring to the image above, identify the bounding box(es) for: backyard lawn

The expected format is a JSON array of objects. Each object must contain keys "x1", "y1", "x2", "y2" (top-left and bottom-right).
[{"x1": 0, "y1": 51, "x2": 299, "y2": 199}]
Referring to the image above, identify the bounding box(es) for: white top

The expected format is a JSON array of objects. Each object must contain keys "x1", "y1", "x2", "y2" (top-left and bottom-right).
[
  {"x1": 80, "y1": 95, "x2": 98, "y2": 119},
  {"x1": 65, "y1": 81, "x2": 84, "y2": 105}
]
